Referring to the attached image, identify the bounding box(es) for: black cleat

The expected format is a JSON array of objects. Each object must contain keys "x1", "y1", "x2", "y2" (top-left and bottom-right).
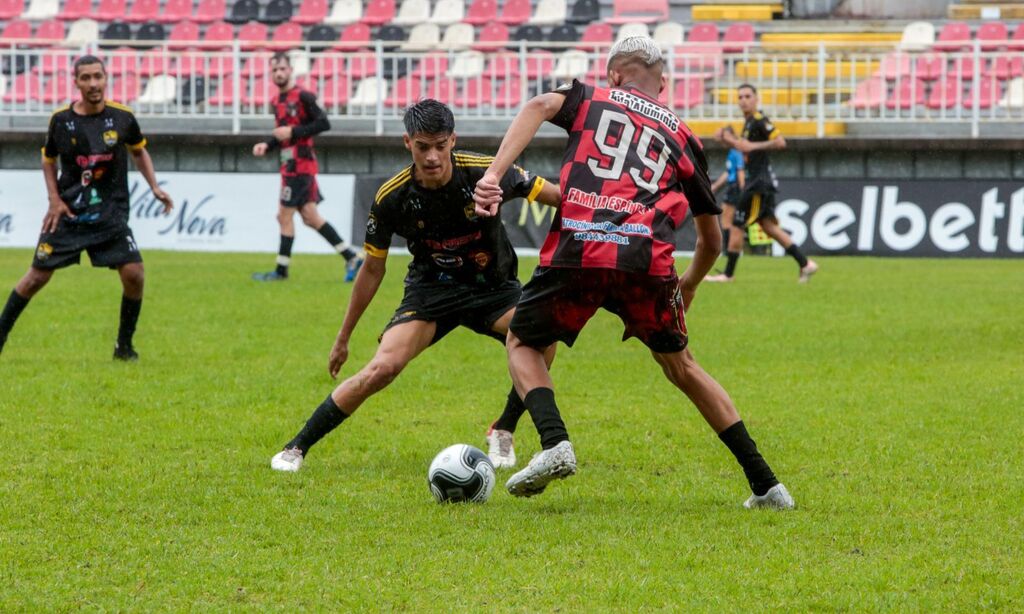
[
  {"x1": 113, "y1": 343, "x2": 139, "y2": 362},
  {"x1": 252, "y1": 270, "x2": 288, "y2": 281}
]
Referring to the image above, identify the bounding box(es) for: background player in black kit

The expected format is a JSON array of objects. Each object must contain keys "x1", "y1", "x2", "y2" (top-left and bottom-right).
[
  {"x1": 0, "y1": 55, "x2": 173, "y2": 360},
  {"x1": 712, "y1": 84, "x2": 818, "y2": 283},
  {"x1": 270, "y1": 100, "x2": 561, "y2": 472},
  {"x1": 251, "y1": 52, "x2": 363, "y2": 282}
]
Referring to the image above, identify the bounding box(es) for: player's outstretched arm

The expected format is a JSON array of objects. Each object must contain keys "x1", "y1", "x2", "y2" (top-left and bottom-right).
[
  {"x1": 329, "y1": 254, "x2": 386, "y2": 378},
  {"x1": 130, "y1": 148, "x2": 173, "y2": 213},
  {"x1": 679, "y1": 214, "x2": 723, "y2": 310}
]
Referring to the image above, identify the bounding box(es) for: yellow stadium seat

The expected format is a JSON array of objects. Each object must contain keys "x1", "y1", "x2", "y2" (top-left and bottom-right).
[
  {"x1": 691, "y1": 3, "x2": 783, "y2": 21},
  {"x1": 735, "y1": 60, "x2": 880, "y2": 79},
  {"x1": 682, "y1": 119, "x2": 846, "y2": 138}
]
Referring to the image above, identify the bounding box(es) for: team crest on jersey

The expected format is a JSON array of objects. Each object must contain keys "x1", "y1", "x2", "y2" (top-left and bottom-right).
[
  {"x1": 464, "y1": 202, "x2": 477, "y2": 220},
  {"x1": 287, "y1": 103, "x2": 298, "y2": 117},
  {"x1": 366, "y1": 214, "x2": 377, "y2": 235},
  {"x1": 36, "y1": 242, "x2": 53, "y2": 261},
  {"x1": 103, "y1": 130, "x2": 118, "y2": 146},
  {"x1": 471, "y1": 251, "x2": 491, "y2": 270}
]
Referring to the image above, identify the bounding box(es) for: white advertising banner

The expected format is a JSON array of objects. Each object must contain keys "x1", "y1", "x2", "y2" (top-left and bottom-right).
[{"x1": 0, "y1": 171, "x2": 356, "y2": 253}]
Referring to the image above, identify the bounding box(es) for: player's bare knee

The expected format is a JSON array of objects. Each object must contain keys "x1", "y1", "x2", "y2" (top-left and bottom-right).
[{"x1": 365, "y1": 358, "x2": 404, "y2": 390}]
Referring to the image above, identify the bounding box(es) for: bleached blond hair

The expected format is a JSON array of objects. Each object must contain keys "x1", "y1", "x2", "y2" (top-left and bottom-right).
[{"x1": 607, "y1": 36, "x2": 664, "y2": 70}]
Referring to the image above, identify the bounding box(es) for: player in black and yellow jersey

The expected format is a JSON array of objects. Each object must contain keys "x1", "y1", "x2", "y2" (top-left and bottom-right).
[
  {"x1": 712, "y1": 84, "x2": 818, "y2": 283},
  {"x1": 0, "y1": 56, "x2": 173, "y2": 360},
  {"x1": 270, "y1": 99, "x2": 561, "y2": 473}
]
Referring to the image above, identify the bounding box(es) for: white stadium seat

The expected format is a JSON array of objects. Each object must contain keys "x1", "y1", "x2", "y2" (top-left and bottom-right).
[
  {"x1": 137, "y1": 75, "x2": 178, "y2": 105},
  {"x1": 999, "y1": 77, "x2": 1024, "y2": 108},
  {"x1": 900, "y1": 21, "x2": 935, "y2": 51},
  {"x1": 616, "y1": 22, "x2": 650, "y2": 42},
  {"x1": 440, "y1": 23, "x2": 474, "y2": 50},
  {"x1": 652, "y1": 22, "x2": 684, "y2": 47},
  {"x1": 393, "y1": 0, "x2": 431, "y2": 26},
  {"x1": 401, "y1": 23, "x2": 440, "y2": 51},
  {"x1": 22, "y1": 0, "x2": 59, "y2": 21},
  {"x1": 446, "y1": 50, "x2": 485, "y2": 77},
  {"x1": 65, "y1": 18, "x2": 99, "y2": 46},
  {"x1": 529, "y1": 0, "x2": 566, "y2": 26},
  {"x1": 288, "y1": 49, "x2": 311, "y2": 77},
  {"x1": 349, "y1": 77, "x2": 388, "y2": 106},
  {"x1": 430, "y1": 0, "x2": 465, "y2": 25},
  {"x1": 324, "y1": 0, "x2": 363, "y2": 25},
  {"x1": 552, "y1": 49, "x2": 589, "y2": 80}
]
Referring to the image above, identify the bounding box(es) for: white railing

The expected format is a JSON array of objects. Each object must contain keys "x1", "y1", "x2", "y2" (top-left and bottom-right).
[{"x1": 2, "y1": 39, "x2": 1023, "y2": 136}]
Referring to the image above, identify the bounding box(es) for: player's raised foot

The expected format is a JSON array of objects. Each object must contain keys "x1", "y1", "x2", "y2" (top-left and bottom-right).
[
  {"x1": 271, "y1": 448, "x2": 304, "y2": 472},
  {"x1": 705, "y1": 273, "x2": 734, "y2": 283},
  {"x1": 743, "y1": 483, "x2": 795, "y2": 510},
  {"x1": 345, "y1": 255, "x2": 364, "y2": 283},
  {"x1": 252, "y1": 270, "x2": 288, "y2": 282},
  {"x1": 798, "y1": 260, "x2": 819, "y2": 284},
  {"x1": 486, "y1": 426, "x2": 516, "y2": 469},
  {"x1": 505, "y1": 440, "x2": 576, "y2": 497},
  {"x1": 112, "y1": 343, "x2": 139, "y2": 362}
]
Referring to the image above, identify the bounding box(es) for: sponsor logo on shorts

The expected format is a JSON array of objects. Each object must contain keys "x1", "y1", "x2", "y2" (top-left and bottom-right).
[
  {"x1": 102, "y1": 130, "x2": 118, "y2": 146},
  {"x1": 36, "y1": 242, "x2": 53, "y2": 261},
  {"x1": 431, "y1": 253, "x2": 464, "y2": 268}
]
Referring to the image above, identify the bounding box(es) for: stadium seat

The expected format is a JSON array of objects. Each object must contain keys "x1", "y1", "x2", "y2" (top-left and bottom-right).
[
  {"x1": 310, "y1": 52, "x2": 342, "y2": 77},
  {"x1": 94, "y1": 0, "x2": 126, "y2": 21},
  {"x1": 577, "y1": 21, "x2": 611, "y2": 50},
  {"x1": 552, "y1": 49, "x2": 588, "y2": 80},
  {"x1": 393, "y1": 0, "x2": 429, "y2": 25},
  {"x1": 125, "y1": 0, "x2": 159, "y2": 22},
  {"x1": 914, "y1": 52, "x2": 944, "y2": 80},
  {"x1": 193, "y1": 0, "x2": 225, "y2": 22},
  {"x1": 529, "y1": 0, "x2": 565, "y2": 26},
  {"x1": 158, "y1": 0, "x2": 193, "y2": 22},
  {"x1": 721, "y1": 21, "x2": 753, "y2": 52},
  {"x1": 167, "y1": 20, "x2": 199, "y2": 49},
  {"x1": 886, "y1": 78, "x2": 925, "y2": 109},
  {"x1": 986, "y1": 55, "x2": 1024, "y2": 80},
  {"x1": 933, "y1": 21, "x2": 970, "y2": 52},
  {"x1": 998, "y1": 76, "x2": 1024, "y2": 107},
  {"x1": 137, "y1": 73, "x2": 177, "y2": 104},
  {"x1": 22, "y1": 0, "x2": 58, "y2": 20},
  {"x1": 566, "y1": 0, "x2": 598, "y2": 24},
  {"x1": 492, "y1": 76, "x2": 522, "y2": 107},
  {"x1": 268, "y1": 21, "x2": 302, "y2": 49},
  {"x1": 349, "y1": 76, "x2": 387, "y2": 106},
  {"x1": 2, "y1": 71, "x2": 40, "y2": 103},
  {"x1": 977, "y1": 21, "x2": 1008, "y2": 51},
  {"x1": 427, "y1": 76, "x2": 454, "y2": 102},
  {"x1": 525, "y1": 49, "x2": 554, "y2": 77},
  {"x1": 240, "y1": 51, "x2": 269, "y2": 78},
  {"x1": 237, "y1": 21, "x2": 268, "y2": 50},
  {"x1": 138, "y1": 48, "x2": 170, "y2": 74},
  {"x1": 0, "y1": 0, "x2": 23, "y2": 19},
  {"x1": 324, "y1": 0, "x2": 360, "y2": 24},
  {"x1": 384, "y1": 74, "x2": 422, "y2": 106},
  {"x1": 849, "y1": 77, "x2": 885, "y2": 109},
  {"x1": 509, "y1": 23, "x2": 542, "y2": 46},
  {"x1": 615, "y1": 22, "x2": 649, "y2": 42},
  {"x1": 605, "y1": 0, "x2": 666, "y2": 25},
  {"x1": 483, "y1": 50, "x2": 517, "y2": 78},
  {"x1": 242, "y1": 76, "x2": 273, "y2": 105},
  {"x1": 879, "y1": 52, "x2": 911, "y2": 80},
  {"x1": 207, "y1": 75, "x2": 236, "y2": 104},
  {"x1": 292, "y1": 0, "x2": 326, "y2": 24},
  {"x1": 441, "y1": 23, "x2": 474, "y2": 50},
  {"x1": 652, "y1": 22, "x2": 683, "y2": 47},
  {"x1": 178, "y1": 75, "x2": 205, "y2": 104},
  {"x1": 926, "y1": 76, "x2": 964, "y2": 109},
  {"x1": 174, "y1": 51, "x2": 214, "y2": 76},
  {"x1": 463, "y1": 0, "x2": 496, "y2": 25},
  {"x1": 413, "y1": 51, "x2": 448, "y2": 77},
  {"x1": 203, "y1": 19, "x2": 234, "y2": 46},
  {"x1": 32, "y1": 18, "x2": 64, "y2": 47},
  {"x1": 360, "y1": 0, "x2": 394, "y2": 25},
  {"x1": 586, "y1": 53, "x2": 606, "y2": 82},
  {"x1": 57, "y1": 0, "x2": 92, "y2": 20},
  {"x1": 0, "y1": 19, "x2": 31, "y2": 43},
  {"x1": 262, "y1": 0, "x2": 293, "y2": 23},
  {"x1": 1010, "y1": 23, "x2": 1024, "y2": 51},
  {"x1": 899, "y1": 21, "x2": 934, "y2": 51},
  {"x1": 306, "y1": 23, "x2": 337, "y2": 44},
  {"x1": 41, "y1": 73, "x2": 72, "y2": 103},
  {"x1": 401, "y1": 23, "x2": 440, "y2": 51},
  {"x1": 136, "y1": 22, "x2": 166, "y2": 45},
  {"x1": 688, "y1": 22, "x2": 718, "y2": 43},
  {"x1": 377, "y1": 23, "x2": 405, "y2": 42},
  {"x1": 457, "y1": 77, "x2": 491, "y2": 107},
  {"x1": 318, "y1": 75, "x2": 349, "y2": 107},
  {"x1": 100, "y1": 21, "x2": 131, "y2": 48},
  {"x1": 430, "y1": 0, "x2": 463, "y2": 25},
  {"x1": 36, "y1": 47, "x2": 71, "y2": 73},
  {"x1": 379, "y1": 32, "x2": 409, "y2": 77},
  {"x1": 497, "y1": 0, "x2": 531, "y2": 25},
  {"x1": 547, "y1": 23, "x2": 578, "y2": 48},
  {"x1": 0, "y1": 74, "x2": 6, "y2": 99},
  {"x1": 336, "y1": 21, "x2": 372, "y2": 49},
  {"x1": 473, "y1": 21, "x2": 508, "y2": 50},
  {"x1": 227, "y1": 0, "x2": 259, "y2": 23},
  {"x1": 65, "y1": 18, "x2": 99, "y2": 45},
  {"x1": 953, "y1": 55, "x2": 984, "y2": 81},
  {"x1": 447, "y1": 50, "x2": 484, "y2": 77},
  {"x1": 108, "y1": 73, "x2": 140, "y2": 101},
  {"x1": 964, "y1": 76, "x2": 1000, "y2": 109},
  {"x1": 672, "y1": 76, "x2": 704, "y2": 109}
]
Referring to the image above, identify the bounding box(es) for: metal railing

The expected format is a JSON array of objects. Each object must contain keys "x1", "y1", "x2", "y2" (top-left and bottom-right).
[{"x1": 2, "y1": 39, "x2": 1023, "y2": 136}]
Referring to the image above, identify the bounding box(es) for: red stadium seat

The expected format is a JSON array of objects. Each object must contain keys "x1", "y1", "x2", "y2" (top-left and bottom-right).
[
  {"x1": 926, "y1": 76, "x2": 963, "y2": 109},
  {"x1": 587, "y1": 54, "x2": 608, "y2": 83},
  {"x1": 240, "y1": 51, "x2": 270, "y2": 78},
  {"x1": 310, "y1": 52, "x2": 342, "y2": 77},
  {"x1": 347, "y1": 51, "x2": 377, "y2": 77},
  {"x1": 108, "y1": 73, "x2": 140, "y2": 101},
  {"x1": 458, "y1": 77, "x2": 492, "y2": 107},
  {"x1": 934, "y1": 21, "x2": 970, "y2": 51},
  {"x1": 203, "y1": 19, "x2": 234, "y2": 47},
  {"x1": 3, "y1": 72, "x2": 41, "y2": 102},
  {"x1": 207, "y1": 76, "x2": 237, "y2": 104},
  {"x1": 672, "y1": 77, "x2": 704, "y2": 109},
  {"x1": 335, "y1": 21, "x2": 371, "y2": 48},
  {"x1": 37, "y1": 48, "x2": 72, "y2": 72},
  {"x1": 293, "y1": 0, "x2": 328, "y2": 24},
  {"x1": 193, "y1": 0, "x2": 225, "y2": 22},
  {"x1": 95, "y1": 0, "x2": 128, "y2": 21},
  {"x1": 492, "y1": 76, "x2": 521, "y2": 107},
  {"x1": 577, "y1": 21, "x2": 611, "y2": 50},
  {"x1": 688, "y1": 22, "x2": 718, "y2": 43},
  {"x1": 41, "y1": 73, "x2": 73, "y2": 103},
  {"x1": 269, "y1": 21, "x2": 302, "y2": 49},
  {"x1": 879, "y1": 52, "x2": 911, "y2": 80},
  {"x1": 319, "y1": 76, "x2": 349, "y2": 106},
  {"x1": 384, "y1": 75, "x2": 423, "y2": 107},
  {"x1": 464, "y1": 0, "x2": 496, "y2": 25},
  {"x1": 914, "y1": 52, "x2": 944, "y2": 80},
  {"x1": 484, "y1": 51, "x2": 518, "y2": 78},
  {"x1": 159, "y1": 0, "x2": 194, "y2": 23},
  {"x1": 977, "y1": 21, "x2": 1007, "y2": 51},
  {"x1": 953, "y1": 55, "x2": 986, "y2": 81},
  {"x1": 886, "y1": 78, "x2": 925, "y2": 109},
  {"x1": 106, "y1": 46, "x2": 138, "y2": 74},
  {"x1": 414, "y1": 52, "x2": 448, "y2": 78},
  {"x1": 849, "y1": 77, "x2": 885, "y2": 109},
  {"x1": 605, "y1": 0, "x2": 667, "y2": 25},
  {"x1": 125, "y1": 0, "x2": 160, "y2": 23},
  {"x1": 167, "y1": 20, "x2": 199, "y2": 49},
  {"x1": 33, "y1": 19, "x2": 65, "y2": 46},
  {"x1": 525, "y1": 50, "x2": 554, "y2": 78},
  {"x1": 138, "y1": 49, "x2": 170, "y2": 75},
  {"x1": 0, "y1": 19, "x2": 31, "y2": 42},
  {"x1": 964, "y1": 76, "x2": 1001, "y2": 108},
  {"x1": 497, "y1": 0, "x2": 531, "y2": 25},
  {"x1": 427, "y1": 77, "x2": 455, "y2": 102},
  {"x1": 722, "y1": 22, "x2": 754, "y2": 52},
  {"x1": 986, "y1": 55, "x2": 1024, "y2": 80},
  {"x1": 473, "y1": 21, "x2": 508, "y2": 50},
  {"x1": 361, "y1": 0, "x2": 395, "y2": 25},
  {"x1": 58, "y1": 0, "x2": 92, "y2": 20},
  {"x1": 1010, "y1": 23, "x2": 1024, "y2": 51},
  {"x1": 237, "y1": 21, "x2": 268, "y2": 50},
  {"x1": 242, "y1": 76, "x2": 273, "y2": 105},
  {"x1": 0, "y1": 0, "x2": 23, "y2": 19}
]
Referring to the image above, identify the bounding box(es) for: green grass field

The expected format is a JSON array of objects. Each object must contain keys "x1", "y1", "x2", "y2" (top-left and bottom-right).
[{"x1": 0, "y1": 249, "x2": 1021, "y2": 611}]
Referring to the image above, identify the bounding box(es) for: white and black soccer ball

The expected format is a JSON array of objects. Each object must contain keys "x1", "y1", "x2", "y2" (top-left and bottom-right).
[{"x1": 427, "y1": 444, "x2": 496, "y2": 504}]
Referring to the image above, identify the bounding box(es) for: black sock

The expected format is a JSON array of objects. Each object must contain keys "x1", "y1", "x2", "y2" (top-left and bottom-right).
[
  {"x1": 724, "y1": 251, "x2": 740, "y2": 277},
  {"x1": 722, "y1": 227, "x2": 731, "y2": 248},
  {"x1": 0, "y1": 289, "x2": 30, "y2": 349},
  {"x1": 785, "y1": 244, "x2": 808, "y2": 268},
  {"x1": 524, "y1": 387, "x2": 568, "y2": 450},
  {"x1": 317, "y1": 222, "x2": 357, "y2": 260},
  {"x1": 718, "y1": 421, "x2": 779, "y2": 496},
  {"x1": 285, "y1": 393, "x2": 349, "y2": 454},
  {"x1": 276, "y1": 235, "x2": 294, "y2": 276},
  {"x1": 117, "y1": 295, "x2": 142, "y2": 349},
  {"x1": 492, "y1": 387, "x2": 527, "y2": 433}
]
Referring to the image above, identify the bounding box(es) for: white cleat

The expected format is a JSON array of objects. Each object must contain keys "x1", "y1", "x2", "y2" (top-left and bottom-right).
[
  {"x1": 486, "y1": 427, "x2": 517, "y2": 469},
  {"x1": 505, "y1": 440, "x2": 577, "y2": 497},
  {"x1": 705, "y1": 273, "x2": 734, "y2": 283},
  {"x1": 798, "y1": 259, "x2": 819, "y2": 283},
  {"x1": 271, "y1": 448, "x2": 304, "y2": 472},
  {"x1": 743, "y1": 483, "x2": 795, "y2": 510}
]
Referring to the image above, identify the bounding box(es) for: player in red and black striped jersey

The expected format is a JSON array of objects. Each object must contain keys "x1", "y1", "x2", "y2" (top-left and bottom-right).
[
  {"x1": 251, "y1": 52, "x2": 363, "y2": 282},
  {"x1": 474, "y1": 37, "x2": 794, "y2": 508}
]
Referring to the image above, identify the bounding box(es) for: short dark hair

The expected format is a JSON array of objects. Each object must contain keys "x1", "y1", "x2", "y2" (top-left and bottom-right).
[
  {"x1": 737, "y1": 83, "x2": 758, "y2": 94},
  {"x1": 403, "y1": 99, "x2": 455, "y2": 137},
  {"x1": 73, "y1": 54, "x2": 105, "y2": 77},
  {"x1": 270, "y1": 51, "x2": 290, "y2": 65}
]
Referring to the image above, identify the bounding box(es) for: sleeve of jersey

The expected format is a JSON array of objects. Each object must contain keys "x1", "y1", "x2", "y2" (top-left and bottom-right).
[
  {"x1": 548, "y1": 79, "x2": 587, "y2": 132},
  {"x1": 41, "y1": 115, "x2": 58, "y2": 162},
  {"x1": 498, "y1": 164, "x2": 546, "y2": 202},
  {"x1": 363, "y1": 198, "x2": 394, "y2": 258},
  {"x1": 125, "y1": 113, "x2": 147, "y2": 151},
  {"x1": 732, "y1": 150, "x2": 745, "y2": 170},
  {"x1": 760, "y1": 116, "x2": 780, "y2": 140},
  {"x1": 291, "y1": 91, "x2": 331, "y2": 139},
  {"x1": 683, "y1": 137, "x2": 722, "y2": 217}
]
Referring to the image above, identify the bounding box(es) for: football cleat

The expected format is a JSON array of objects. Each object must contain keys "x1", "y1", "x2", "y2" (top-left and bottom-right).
[
  {"x1": 113, "y1": 343, "x2": 139, "y2": 362},
  {"x1": 704, "y1": 273, "x2": 734, "y2": 283},
  {"x1": 743, "y1": 483, "x2": 795, "y2": 510},
  {"x1": 486, "y1": 426, "x2": 516, "y2": 469},
  {"x1": 798, "y1": 260, "x2": 819, "y2": 284},
  {"x1": 345, "y1": 255, "x2": 365, "y2": 283},
  {"x1": 271, "y1": 448, "x2": 304, "y2": 472},
  {"x1": 252, "y1": 270, "x2": 288, "y2": 282},
  {"x1": 505, "y1": 440, "x2": 576, "y2": 497}
]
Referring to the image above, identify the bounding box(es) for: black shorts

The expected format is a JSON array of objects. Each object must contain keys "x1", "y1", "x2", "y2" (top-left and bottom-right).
[
  {"x1": 734, "y1": 191, "x2": 777, "y2": 228},
  {"x1": 510, "y1": 266, "x2": 688, "y2": 354},
  {"x1": 32, "y1": 226, "x2": 142, "y2": 270},
  {"x1": 280, "y1": 175, "x2": 323, "y2": 208},
  {"x1": 382, "y1": 279, "x2": 523, "y2": 345},
  {"x1": 720, "y1": 184, "x2": 742, "y2": 207}
]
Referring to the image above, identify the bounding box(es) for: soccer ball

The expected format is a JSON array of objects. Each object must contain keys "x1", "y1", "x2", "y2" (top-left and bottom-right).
[{"x1": 427, "y1": 444, "x2": 496, "y2": 503}]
